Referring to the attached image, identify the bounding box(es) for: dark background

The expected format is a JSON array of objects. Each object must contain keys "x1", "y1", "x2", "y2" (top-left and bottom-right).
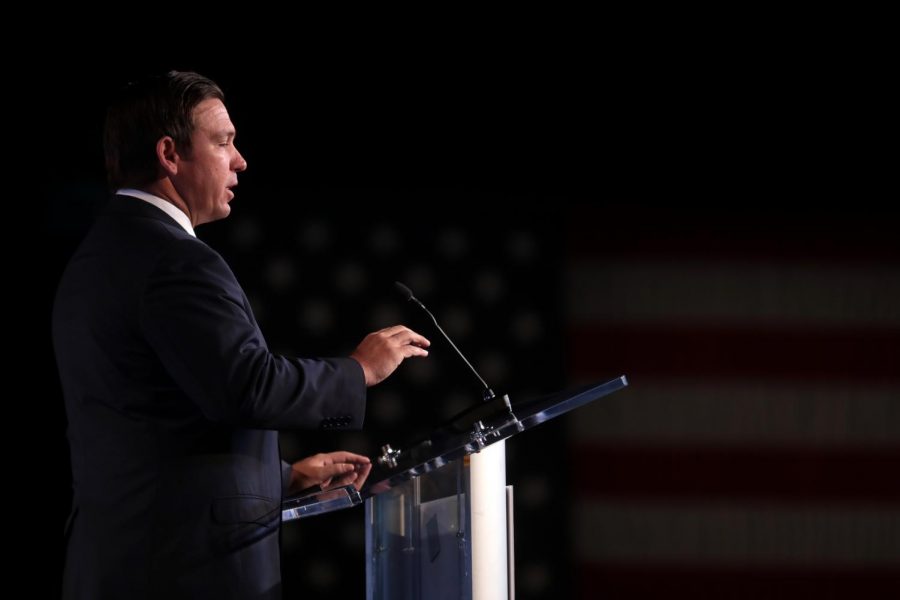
[{"x1": 42, "y1": 54, "x2": 898, "y2": 599}]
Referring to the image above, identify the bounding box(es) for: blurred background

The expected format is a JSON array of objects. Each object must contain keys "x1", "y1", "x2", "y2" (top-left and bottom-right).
[{"x1": 42, "y1": 56, "x2": 899, "y2": 599}]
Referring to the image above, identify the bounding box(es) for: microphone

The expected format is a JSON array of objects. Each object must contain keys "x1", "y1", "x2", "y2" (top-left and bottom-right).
[{"x1": 394, "y1": 281, "x2": 496, "y2": 402}]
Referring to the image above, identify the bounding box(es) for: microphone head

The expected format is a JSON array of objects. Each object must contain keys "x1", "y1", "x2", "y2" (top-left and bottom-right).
[{"x1": 394, "y1": 281, "x2": 414, "y2": 301}]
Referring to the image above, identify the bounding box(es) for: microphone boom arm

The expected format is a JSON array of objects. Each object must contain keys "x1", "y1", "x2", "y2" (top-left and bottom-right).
[{"x1": 395, "y1": 281, "x2": 496, "y2": 402}]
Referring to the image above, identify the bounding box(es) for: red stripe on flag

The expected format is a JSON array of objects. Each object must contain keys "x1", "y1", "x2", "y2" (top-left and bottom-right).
[
  {"x1": 577, "y1": 562, "x2": 900, "y2": 600},
  {"x1": 572, "y1": 444, "x2": 900, "y2": 505},
  {"x1": 568, "y1": 325, "x2": 900, "y2": 382}
]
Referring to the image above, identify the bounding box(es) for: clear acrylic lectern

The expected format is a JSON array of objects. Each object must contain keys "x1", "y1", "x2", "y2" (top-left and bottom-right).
[{"x1": 282, "y1": 376, "x2": 628, "y2": 600}]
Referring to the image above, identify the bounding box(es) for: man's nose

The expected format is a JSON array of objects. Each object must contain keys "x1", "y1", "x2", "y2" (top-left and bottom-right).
[{"x1": 233, "y1": 149, "x2": 248, "y2": 172}]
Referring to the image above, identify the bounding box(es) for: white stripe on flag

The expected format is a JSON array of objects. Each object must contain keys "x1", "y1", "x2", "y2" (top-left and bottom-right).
[
  {"x1": 570, "y1": 381, "x2": 900, "y2": 444},
  {"x1": 566, "y1": 259, "x2": 900, "y2": 326}
]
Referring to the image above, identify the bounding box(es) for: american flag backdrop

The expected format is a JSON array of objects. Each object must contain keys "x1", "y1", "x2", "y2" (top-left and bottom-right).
[{"x1": 565, "y1": 203, "x2": 900, "y2": 598}]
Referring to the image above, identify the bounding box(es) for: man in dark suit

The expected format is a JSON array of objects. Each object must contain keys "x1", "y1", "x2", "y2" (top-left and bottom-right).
[{"x1": 52, "y1": 71, "x2": 430, "y2": 599}]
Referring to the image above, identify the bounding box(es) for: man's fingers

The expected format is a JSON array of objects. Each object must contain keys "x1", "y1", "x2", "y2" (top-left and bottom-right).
[
  {"x1": 331, "y1": 471, "x2": 360, "y2": 488},
  {"x1": 354, "y1": 462, "x2": 373, "y2": 490},
  {"x1": 320, "y1": 462, "x2": 356, "y2": 480},
  {"x1": 326, "y1": 451, "x2": 370, "y2": 465},
  {"x1": 385, "y1": 327, "x2": 430, "y2": 348},
  {"x1": 324, "y1": 469, "x2": 360, "y2": 489},
  {"x1": 407, "y1": 332, "x2": 431, "y2": 348},
  {"x1": 402, "y1": 345, "x2": 429, "y2": 358}
]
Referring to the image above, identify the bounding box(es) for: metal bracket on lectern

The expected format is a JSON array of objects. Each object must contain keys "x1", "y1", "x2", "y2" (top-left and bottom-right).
[
  {"x1": 470, "y1": 420, "x2": 487, "y2": 451},
  {"x1": 377, "y1": 444, "x2": 402, "y2": 469}
]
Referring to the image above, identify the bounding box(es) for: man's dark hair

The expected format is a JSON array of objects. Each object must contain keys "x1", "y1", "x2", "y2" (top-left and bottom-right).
[{"x1": 103, "y1": 71, "x2": 224, "y2": 191}]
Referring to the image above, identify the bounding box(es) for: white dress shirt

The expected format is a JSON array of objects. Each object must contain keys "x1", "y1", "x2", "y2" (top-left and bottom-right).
[{"x1": 117, "y1": 188, "x2": 196, "y2": 237}]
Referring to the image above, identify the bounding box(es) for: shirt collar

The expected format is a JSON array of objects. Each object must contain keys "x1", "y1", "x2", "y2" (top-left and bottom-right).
[{"x1": 116, "y1": 188, "x2": 196, "y2": 237}]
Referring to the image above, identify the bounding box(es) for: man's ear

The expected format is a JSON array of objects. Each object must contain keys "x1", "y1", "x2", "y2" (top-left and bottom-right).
[{"x1": 156, "y1": 136, "x2": 179, "y2": 177}]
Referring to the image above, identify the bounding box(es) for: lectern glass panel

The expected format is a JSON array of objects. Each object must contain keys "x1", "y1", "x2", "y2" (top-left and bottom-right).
[{"x1": 365, "y1": 459, "x2": 472, "y2": 600}]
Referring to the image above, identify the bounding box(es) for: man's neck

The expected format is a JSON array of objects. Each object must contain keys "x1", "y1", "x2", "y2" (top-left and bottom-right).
[{"x1": 141, "y1": 180, "x2": 194, "y2": 226}]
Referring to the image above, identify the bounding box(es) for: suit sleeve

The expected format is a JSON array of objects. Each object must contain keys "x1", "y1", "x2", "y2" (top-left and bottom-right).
[{"x1": 139, "y1": 237, "x2": 366, "y2": 429}]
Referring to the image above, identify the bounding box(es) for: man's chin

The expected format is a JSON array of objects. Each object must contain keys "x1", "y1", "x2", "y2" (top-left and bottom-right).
[{"x1": 200, "y1": 205, "x2": 232, "y2": 226}]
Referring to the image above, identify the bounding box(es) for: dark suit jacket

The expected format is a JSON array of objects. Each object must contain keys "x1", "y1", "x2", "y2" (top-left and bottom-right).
[{"x1": 52, "y1": 195, "x2": 366, "y2": 599}]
